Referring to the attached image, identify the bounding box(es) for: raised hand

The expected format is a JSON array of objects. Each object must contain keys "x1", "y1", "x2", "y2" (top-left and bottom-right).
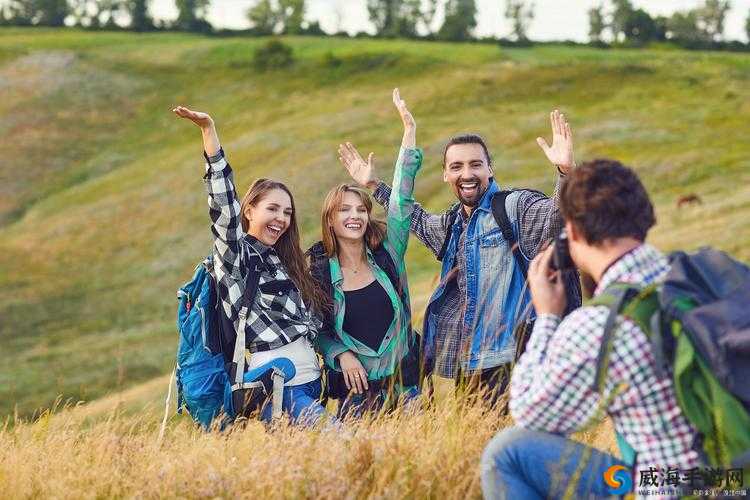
[
  {"x1": 536, "y1": 109, "x2": 575, "y2": 175},
  {"x1": 393, "y1": 87, "x2": 416, "y2": 148},
  {"x1": 173, "y1": 105, "x2": 220, "y2": 157},
  {"x1": 172, "y1": 106, "x2": 214, "y2": 129},
  {"x1": 338, "y1": 142, "x2": 378, "y2": 190}
]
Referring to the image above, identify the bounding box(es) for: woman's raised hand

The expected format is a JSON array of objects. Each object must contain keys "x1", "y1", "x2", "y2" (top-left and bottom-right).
[
  {"x1": 338, "y1": 142, "x2": 379, "y2": 190},
  {"x1": 393, "y1": 87, "x2": 416, "y2": 148},
  {"x1": 173, "y1": 106, "x2": 214, "y2": 129},
  {"x1": 173, "y1": 105, "x2": 220, "y2": 157}
]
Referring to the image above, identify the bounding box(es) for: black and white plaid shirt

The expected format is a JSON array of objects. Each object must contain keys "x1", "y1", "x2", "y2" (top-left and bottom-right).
[
  {"x1": 374, "y1": 176, "x2": 575, "y2": 377},
  {"x1": 203, "y1": 149, "x2": 317, "y2": 353}
]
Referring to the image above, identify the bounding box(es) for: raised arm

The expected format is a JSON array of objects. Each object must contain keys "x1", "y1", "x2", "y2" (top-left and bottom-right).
[
  {"x1": 337, "y1": 92, "x2": 449, "y2": 259},
  {"x1": 173, "y1": 106, "x2": 244, "y2": 292},
  {"x1": 518, "y1": 110, "x2": 576, "y2": 259}
]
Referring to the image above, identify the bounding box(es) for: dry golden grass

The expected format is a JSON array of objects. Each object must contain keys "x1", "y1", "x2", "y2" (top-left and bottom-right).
[{"x1": 0, "y1": 379, "x2": 617, "y2": 500}]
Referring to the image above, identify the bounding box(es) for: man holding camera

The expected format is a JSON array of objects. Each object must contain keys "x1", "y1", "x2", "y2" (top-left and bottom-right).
[{"x1": 480, "y1": 160, "x2": 701, "y2": 498}]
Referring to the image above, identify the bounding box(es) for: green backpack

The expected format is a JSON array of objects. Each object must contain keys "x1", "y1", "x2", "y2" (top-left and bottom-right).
[{"x1": 589, "y1": 248, "x2": 750, "y2": 469}]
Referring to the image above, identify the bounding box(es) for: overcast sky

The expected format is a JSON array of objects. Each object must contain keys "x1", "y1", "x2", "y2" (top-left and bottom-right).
[{"x1": 150, "y1": 0, "x2": 750, "y2": 42}]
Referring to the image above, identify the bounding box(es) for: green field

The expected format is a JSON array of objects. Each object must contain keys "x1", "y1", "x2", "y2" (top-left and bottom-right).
[{"x1": 1, "y1": 28, "x2": 749, "y2": 418}]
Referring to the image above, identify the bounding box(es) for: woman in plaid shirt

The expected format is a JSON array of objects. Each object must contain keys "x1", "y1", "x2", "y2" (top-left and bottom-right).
[
  {"x1": 308, "y1": 89, "x2": 422, "y2": 418},
  {"x1": 174, "y1": 105, "x2": 331, "y2": 426}
]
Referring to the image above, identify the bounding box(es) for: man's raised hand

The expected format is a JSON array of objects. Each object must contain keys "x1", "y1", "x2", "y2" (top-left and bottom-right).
[
  {"x1": 536, "y1": 109, "x2": 575, "y2": 175},
  {"x1": 393, "y1": 87, "x2": 416, "y2": 148},
  {"x1": 338, "y1": 142, "x2": 379, "y2": 190}
]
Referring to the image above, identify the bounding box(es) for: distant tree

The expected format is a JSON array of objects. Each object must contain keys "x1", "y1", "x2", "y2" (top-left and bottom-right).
[
  {"x1": 247, "y1": 0, "x2": 305, "y2": 35},
  {"x1": 420, "y1": 0, "x2": 438, "y2": 35},
  {"x1": 97, "y1": 0, "x2": 126, "y2": 28},
  {"x1": 667, "y1": 9, "x2": 703, "y2": 43},
  {"x1": 127, "y1": 0, "x2": 152, "y2": 31},
  {"x1": 623, "y1": 8, "x2": 657, "y2": 44},
  {"x1": 367, "y1": 0, "x2": 399, "y2": 37},
  {"x1": 2, "y1": 0, "x2": 69, "y2": 26},
  {"x1": 175, "y1": 0, "x2": 211, "y2": 32},
  {"x1": 4, "y1": 0, "x2": 35, "y2": 25},
  {"x1": 588, "y1": 4, "x2": 605, "y2": 43},
  {"x1": 746, "y1": 9, "x2": 750, "y2": 43},
  {"x1": 504, "y1": 0, "x2": 534, "y2": 42},
  {"x1": 279, "y1": 0, "x2": 304, "y2": 34},
  {"x1": 35, "y1": 0, "x2": 69, "y2": 26},
  {"x1": 247, "y1": 0, "x2": 276, "y2": 34},
  {"x1": 398, "y1": 0, "x2": 422, "y2": 38},
  {"x1": 437, "y1": 0, "x2": 476, "y2": 41},
  {"x1": 696, "y1": 0, "x2": 731, "y2": 41},
  {"x1": 367, "y1": 0, "x2": 429, "y2": 38},
  {"x1": 610, "y1": 0, "x2": 633, "y2": 42}
]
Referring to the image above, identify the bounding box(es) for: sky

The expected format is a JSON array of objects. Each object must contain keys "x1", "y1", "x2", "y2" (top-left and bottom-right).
[{"x1": 150, "y1": 0, "x2": 750, "y2": 42}]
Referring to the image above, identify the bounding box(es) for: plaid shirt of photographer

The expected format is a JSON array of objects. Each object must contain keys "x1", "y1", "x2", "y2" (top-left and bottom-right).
[{"x1": 510, "y1": 244, "x2": 701, "y2": 479}]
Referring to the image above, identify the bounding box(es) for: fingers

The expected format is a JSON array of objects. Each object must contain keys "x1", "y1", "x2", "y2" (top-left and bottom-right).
[
  {"x1": 530, "y1": 243, "x2": 554, "y2": 276},
  {"x1": 352, "y1": 370, "x2": 364, "y2": 394},
  {"x1": 536, "y1": 137, "x2": 550, "y2": 154},
  {"x1": 343, "y1": 370, "x2": 352, "y2": 391},
  {"x1": 393, "y1": 87, "x2": 401, "y2": 108},
  {"x1": 367, "y1": 152, "x2": 374, "y2": 168},
  {"x1": 565, "y1": 121, "x2": 573, "y2": 143}
]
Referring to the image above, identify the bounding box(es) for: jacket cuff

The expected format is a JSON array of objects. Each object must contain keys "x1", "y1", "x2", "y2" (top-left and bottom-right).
[{"x1": 373, "y1": 181, "x2": 392, "y2": 206}]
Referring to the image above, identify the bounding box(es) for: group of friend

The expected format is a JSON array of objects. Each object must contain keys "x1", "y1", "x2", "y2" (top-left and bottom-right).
[{"x1": 174, "y1": 88, "x2": 704, "y2": 498}]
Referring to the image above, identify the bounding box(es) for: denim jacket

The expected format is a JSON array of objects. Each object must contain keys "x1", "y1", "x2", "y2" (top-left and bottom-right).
[{"x1": 374, "y1": 176, "x2": 565, "y2": 374}]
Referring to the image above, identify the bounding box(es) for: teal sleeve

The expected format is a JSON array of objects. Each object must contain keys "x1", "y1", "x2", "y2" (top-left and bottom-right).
[
  {"x1": 315, "y1": 331, "x2": 349, "y2": 370},
  {"x1": 384, "y1": 147, "x2": 423, "y2": 262}
]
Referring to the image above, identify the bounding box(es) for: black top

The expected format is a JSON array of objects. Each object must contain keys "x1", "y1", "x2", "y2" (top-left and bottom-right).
[{"x1": 342, "y1": 279, "x2": 394, "y2": 352}]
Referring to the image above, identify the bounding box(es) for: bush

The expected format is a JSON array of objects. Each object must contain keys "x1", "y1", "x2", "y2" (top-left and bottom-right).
[{"x1": 253, "y1": 40, "x2": 294, "y2": 71}]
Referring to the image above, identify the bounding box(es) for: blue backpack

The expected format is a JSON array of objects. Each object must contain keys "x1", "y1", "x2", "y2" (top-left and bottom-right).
[{"x1": 176, "y1": 255, "x2": 296, "y2": 429}]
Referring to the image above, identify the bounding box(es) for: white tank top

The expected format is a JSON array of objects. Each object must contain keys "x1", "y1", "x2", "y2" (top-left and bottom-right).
[{"x1": 248, "y1": 336, "x2": 320, "y2": 386}]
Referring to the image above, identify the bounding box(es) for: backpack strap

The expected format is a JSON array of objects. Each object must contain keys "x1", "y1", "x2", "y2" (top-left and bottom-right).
[
  {"x1": 436, "y1": 204, "x2": 461, "y2": 262},
  {"x1": 590, "y1": 283, "x2": 642, "y2": 393},
  {"x1": 231, "y1": 252, "x2": 263, "y2": 391},
  {"x1": 491, "y1": 190, "x2": 528, "y2": 278}
]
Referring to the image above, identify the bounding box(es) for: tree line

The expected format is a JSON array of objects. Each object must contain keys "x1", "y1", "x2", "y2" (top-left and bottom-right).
[{"x1": 2, "y1": 0, "x2": 749, "y2": 51}]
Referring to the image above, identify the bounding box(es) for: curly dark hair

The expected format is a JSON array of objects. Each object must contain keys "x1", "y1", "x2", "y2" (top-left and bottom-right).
[{"x1": 560, "y1": 159, "x2": 656, "y2": 245}]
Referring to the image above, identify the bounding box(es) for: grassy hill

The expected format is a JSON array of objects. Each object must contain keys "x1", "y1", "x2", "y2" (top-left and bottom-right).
[{"x1": 1, "y1": 28, "x2": 749, "y2": 420}]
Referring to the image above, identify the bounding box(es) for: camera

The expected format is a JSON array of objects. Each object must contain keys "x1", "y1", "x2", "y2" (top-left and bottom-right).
[{"x1": 549, "y1": 228, "x2": 575, "y2": 272}]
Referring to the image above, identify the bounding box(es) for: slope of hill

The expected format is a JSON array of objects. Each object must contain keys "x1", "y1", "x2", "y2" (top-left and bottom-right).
[{"x1": 1, "y1": 28, "x2": 749, "y2": 418}]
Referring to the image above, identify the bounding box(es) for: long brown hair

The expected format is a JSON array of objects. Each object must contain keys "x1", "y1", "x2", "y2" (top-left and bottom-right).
[
  {"x1": 240, "y1": 178, "x2": 327, "y2": 314},
  {"x1": 321, "y1": 184, "x2": 386, "y2": 258}
]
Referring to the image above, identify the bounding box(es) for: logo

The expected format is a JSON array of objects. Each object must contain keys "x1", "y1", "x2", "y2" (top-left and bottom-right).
[{"x1": 604, "y1": 465, "x2": 633, "y2": 495}]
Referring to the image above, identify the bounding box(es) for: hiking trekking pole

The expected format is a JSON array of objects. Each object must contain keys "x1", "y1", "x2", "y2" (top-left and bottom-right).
[{"x1": 157, "y1": 366, "x2": 176, "y2": 446}]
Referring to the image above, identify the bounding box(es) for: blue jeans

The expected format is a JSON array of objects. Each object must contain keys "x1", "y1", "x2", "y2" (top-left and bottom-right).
[
  {"x1": 481, "y1": 427, "x2": 629, "y2": 499},
  {"x1": 259, "y1": 377, "x2": 328, "y2": 426}
]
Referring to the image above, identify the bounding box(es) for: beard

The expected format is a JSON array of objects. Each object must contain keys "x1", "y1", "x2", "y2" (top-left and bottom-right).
[{"x1": 454, "y1": 177, "x2": 487, "y2": 207}]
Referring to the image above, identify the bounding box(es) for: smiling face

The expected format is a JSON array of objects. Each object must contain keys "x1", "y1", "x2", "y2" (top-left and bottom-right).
[
  {"x1": 330, "y1": 190, "x2": 369, "y2": 243},
  {"x1": 443, "y1": 142, "x2": 494, "y2": 210},
  {"x1": 244, "y1": 188, "x2": 293, "y2": 246}
]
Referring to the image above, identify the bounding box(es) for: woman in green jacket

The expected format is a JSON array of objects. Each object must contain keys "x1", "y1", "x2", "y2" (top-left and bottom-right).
[{"x1": 308, "y1": 89, "x2": 423, "y2": 418}]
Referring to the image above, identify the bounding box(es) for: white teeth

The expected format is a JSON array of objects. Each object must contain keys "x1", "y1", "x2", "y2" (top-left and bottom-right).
[
  {"x1": 267, "y1": 225, "x2": 282, "y2": 233},
  {"x1": 345, "y1": 223, "x2": 362, "y2": 230}
]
